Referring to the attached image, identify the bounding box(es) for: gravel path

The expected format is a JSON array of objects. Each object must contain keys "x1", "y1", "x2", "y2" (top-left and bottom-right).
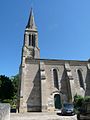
[{"x1": 10, "y1": 113, "x2": 77, "y2": 120}]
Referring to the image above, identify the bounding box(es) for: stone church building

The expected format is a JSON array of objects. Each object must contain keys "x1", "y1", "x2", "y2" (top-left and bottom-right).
[{"x1": 18, "y1": 9, "x2": 90, "y2": 113}]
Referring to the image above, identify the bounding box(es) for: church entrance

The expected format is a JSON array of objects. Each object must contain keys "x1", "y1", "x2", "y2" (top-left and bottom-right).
[{"x1": 54, "y1": 94, "x2": 62, "y2": 109}]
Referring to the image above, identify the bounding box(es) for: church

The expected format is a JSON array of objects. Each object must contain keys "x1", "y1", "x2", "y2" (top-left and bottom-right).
[{"x1": 18, "y1": 9, "x2": 90, "y2": 113}]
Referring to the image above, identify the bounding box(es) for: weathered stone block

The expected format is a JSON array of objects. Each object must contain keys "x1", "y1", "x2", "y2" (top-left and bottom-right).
[{"x1": 0, "y1": 103, "x2": 10, "y2": 120}]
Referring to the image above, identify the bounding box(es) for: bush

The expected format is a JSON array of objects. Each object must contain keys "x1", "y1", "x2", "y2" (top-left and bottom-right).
[
  {"x1": 83, "y1": 96, "x2": 90, "y2": 102},
  {"x1": 74, "y1": 94, "x2": 83, "y2": 109},
  {"x1": 73, "y1": 94, "x2": 90, "y2": 114}
]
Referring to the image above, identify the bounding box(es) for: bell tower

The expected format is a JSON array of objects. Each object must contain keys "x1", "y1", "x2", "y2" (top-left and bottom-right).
[
  {"x1": 19, "y1": 9, "x2": 41, "y2": 113},
  {"x1": 22, "y1": 8, "x2": 40, "y2": 60}
]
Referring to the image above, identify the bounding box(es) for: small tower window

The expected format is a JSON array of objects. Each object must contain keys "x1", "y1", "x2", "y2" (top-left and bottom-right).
[
  {"x1": 32, "y1": 34, "x2": 35, "y2": 47},
  {"x1": 53, "y1": 69, "x2": 59, "y2": 89},
  {"x1": 29, "y1": 34, "x2": 31, "y2": 46},
  {"x1": 77, "y1": 69, "x2": 84, "y2": 89}
]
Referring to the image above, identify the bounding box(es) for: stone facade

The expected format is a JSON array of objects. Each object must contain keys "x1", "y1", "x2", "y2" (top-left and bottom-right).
[{"x1": 18, "y1": 9, "x2": 90, "y2": 113}]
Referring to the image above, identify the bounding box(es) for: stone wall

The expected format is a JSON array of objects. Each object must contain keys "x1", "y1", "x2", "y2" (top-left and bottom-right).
[
  {"x1": 19, "y1": 59, "x2": 89, "y2": 112},
  {"x1": 0, "y1": 103, "x2": 10, "y2": 120},
  {"x1": 42, "y1": 60, "x2": 88, "y2": 111},
  {"x1": 23, "y1": 59, "x2": 41, "y2": 112}
]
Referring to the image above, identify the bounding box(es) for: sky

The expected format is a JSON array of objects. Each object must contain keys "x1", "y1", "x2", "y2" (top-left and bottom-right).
[{"x1": 0, "y1": 0, "x2": 90, "y2": 77}]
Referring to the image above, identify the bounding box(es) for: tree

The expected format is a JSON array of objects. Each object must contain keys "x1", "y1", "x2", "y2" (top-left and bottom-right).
[
  {"x1": 74, "y1": 94, "x2": 90, "y2": 111},
  {"x1": 10, "y1": 74, "x2": 19, "y2": 109},
  {"x1": 0, "y1": 75, "x2": 14, "y2": 101},
  {"x1": 10, "y1": 74, "x2": 19, "y2": 99}
]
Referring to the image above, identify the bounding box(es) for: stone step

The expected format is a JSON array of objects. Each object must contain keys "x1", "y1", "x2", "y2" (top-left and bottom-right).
[{"x1": 10, "y1": 113, "x2": 77, "y2": 120}]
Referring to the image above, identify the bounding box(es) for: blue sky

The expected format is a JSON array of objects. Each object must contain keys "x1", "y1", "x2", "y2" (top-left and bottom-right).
[{"x1": 0, "y1": 0, "x2": 90, "y2": 76}]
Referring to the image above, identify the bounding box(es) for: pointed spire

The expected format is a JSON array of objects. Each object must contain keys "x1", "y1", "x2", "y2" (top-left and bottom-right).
[{"x1": 26, "y1": 8, "x2": 36, "y2": 29}]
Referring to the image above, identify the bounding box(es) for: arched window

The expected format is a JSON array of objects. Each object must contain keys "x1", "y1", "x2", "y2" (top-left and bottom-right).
[
  {"x1": 29, "y1": 34, "x2": 31, "y2": 46},
  {"x1": 32, "y1": 34, "x2": 35, "y2": 47},
  {"x1": 53, "y1": 69, "x2": 59, "y2": 89},
  {"x1": 77, "y1": 69, "x2": 84, "y2": 89}
]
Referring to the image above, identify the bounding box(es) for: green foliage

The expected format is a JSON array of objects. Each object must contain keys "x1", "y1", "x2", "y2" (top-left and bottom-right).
[
  {"x1": 2, "y1": 99, "x2": 17, "y2": 109},
  {"x1": 83, "y1": 96, "x2": 90, "y2": 102},
  {"x1": 0, "y1": 75, "x2": 14, "y2": 101},
  {"x1": 10, "y1": 74, "x2": 19, "y2": 108},
  {"x1": 73, "y1": 94, "x2": 90, "y2": 114},
  {"x1": 10, "y1": 74, "x2": 19, "y2": 99},
  {"x1": 2, "y1": 99, "x2": 12, "y2": 104},
  {"x1": 74, "y1": 94, "x2": 83, "y2": 109},
  {"x1": 0, "y1": 74, "x2": 19, "y2": 109}
]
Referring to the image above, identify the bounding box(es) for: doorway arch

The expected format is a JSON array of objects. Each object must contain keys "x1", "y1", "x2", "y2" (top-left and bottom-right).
[{"x1": 54, "y1": 94, "x2": 62, "y2": 109}]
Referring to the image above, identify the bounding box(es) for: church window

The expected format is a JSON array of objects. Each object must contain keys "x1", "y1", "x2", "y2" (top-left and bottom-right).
[
  {"x1": 32, "y1": 34, "x2": 35, "y2": 47},
  {"x1": 29, "y1": 34, "x2": 31, "y2": 46},
  {"x1": 77, "y1": 69, "x2": 84, "y2": 89},
  {"x1": 53, "y1": 69, "x2": 59, "y2": 89}
]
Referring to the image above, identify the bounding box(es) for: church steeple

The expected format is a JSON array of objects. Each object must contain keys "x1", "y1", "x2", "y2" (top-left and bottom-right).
[
  {"x1": 22, "y1": 8, "x2": 40, "y2": 59},
  {"x1": 26, "y1": 8, "x2": 36, "y2": 30}
]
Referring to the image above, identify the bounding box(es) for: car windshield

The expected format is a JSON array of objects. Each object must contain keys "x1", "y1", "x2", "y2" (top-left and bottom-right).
[{"x1": 63, "y1": 103, "x2": 73, "y2": 109}]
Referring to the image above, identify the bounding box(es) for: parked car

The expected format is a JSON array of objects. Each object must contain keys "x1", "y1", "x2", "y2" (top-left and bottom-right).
[
  {"x1": 61, "y1": 103, "x2": 75, "y2": 115},
  {"x1": 77, "y1": 102, "x2": 90, "y2": 120},
  {"x1": 56, "y1": 109, "x2": 62, "y2": 115}
]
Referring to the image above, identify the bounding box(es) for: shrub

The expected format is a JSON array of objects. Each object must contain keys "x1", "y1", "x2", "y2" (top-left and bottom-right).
[
  {"x1": 74, "y1": 94, "x2": 83, "y2": 109},
  {"x1": 83, "y1": 96, "x2": 90, "y2": 102}
]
